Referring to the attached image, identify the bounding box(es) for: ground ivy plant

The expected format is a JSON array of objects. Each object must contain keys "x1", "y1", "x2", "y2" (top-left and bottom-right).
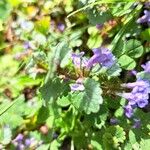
[{"x1": 0, "y1": 0, "x2": 150, "y2": 150}]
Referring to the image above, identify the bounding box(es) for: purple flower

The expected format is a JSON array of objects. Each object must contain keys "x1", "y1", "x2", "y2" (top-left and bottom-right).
[
  {"x1": 110, "y1": 118, "x2": 119, "y2": 125},
  {"x1": 25, "y1": 139, "x2": 31, "y2": 146},
  {"x1": 13, "y1": 134, "x2": 24, "y2": 143},
  {"x1": 121, "y1": 93, "x2": 136, "y2": 105},
  {"x1": 122, "y1": 80, "x2": 150, "y2": 89},
  {"x1": 70, "y1": 83, "x2": 85, "y2": 91},
  {"x1": 121, "y1": 79, "x2": 150, "y2": 118},
  {"x1": 120, "y1": 61, "x2": 150, "y2": 118},
  {"x1": 141, "y1": 61, "x2": 150, "y2": 73},
  {"x1": 70, "y1": 78, "x2": 85, "y2": 91},
  {"x1": 137, "y1": 99, "x2": 149, "y2": 108},
  {"x1": 145, "y1": 2, "x2": 150, "y2": 8},
  {"x1": 137, "y1": 10, "x2": 150, "y2": 25},
  {"x1": 128, "y1": 70, "x2": 137, "y2": 76},
  {"x1": 132, "y1": 119, "x2": 141, "y2": 128},
  {"x1": 12, "y1": 134, "x2": 24, "y2": 150},
  {"x1": 124, "y1": 105, "x2": 134, "y2": 118},
  {"x1": 20, "y1": 21, "x2": 34, "y2": 31},
  {"x1": 53, "y1": 133, "x2": 58, "y2": 139},
  {"x1": 25, "y1": 138, "x2": 37, "y2": 147},
  {"x1": 132, "y1": 82, "x2": 150, "y2": 94},
  {"x1": 71, "y1": 47, "x2": 116, "y2": 71},
  {"x1": 23, "y1": 41, "x2": 31, "y2": 49},
  {"x1": 96, "y1": 24, "x2": 103, "y2": 29},
  {"x1": 57, "y1": 23, "x2": 65, "y2": 32},
  {"x1": 86, "y1": 47, "x2": 116, "y2": 68},
  {"x1": 16, "y1": 144, "x2": 25, "y2": 150},
  {"x1": 12, "y1": 134, "x2": 40, "y2": 150},
  {"x1": 71, "y1": 52, "x2": 85, "y2": 68}
]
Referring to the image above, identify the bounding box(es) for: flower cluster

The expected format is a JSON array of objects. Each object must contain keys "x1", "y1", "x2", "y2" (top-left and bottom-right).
[
  {"x1": 71, "y1": 47, "x2": 116, "y2": 70},
  {"x1": 121, "y1": 61, "x2": 150, "y2": 118},
  {"x1": 70, "y1": 47, "x2": 117, "y2": 91},
  {"x1": 122, "y1": 80, "x2": 150, "y2": 118}
]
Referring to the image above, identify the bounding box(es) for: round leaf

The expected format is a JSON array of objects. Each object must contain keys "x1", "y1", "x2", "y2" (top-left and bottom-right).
[
  {"x1": 124, "y1": 39, "x2": 144, "y2": 58},
  {"x1": 118, "y1": 55, "x2": 136, "y2": 70}
]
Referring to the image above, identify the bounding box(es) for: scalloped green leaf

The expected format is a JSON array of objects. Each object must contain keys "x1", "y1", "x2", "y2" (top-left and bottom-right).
[
  {"x1": 84, "y1": 104, "x2": 108, "y2": 129},
  {"x1": 87, "y1": 8, "x2": 112, "y2": 25},
  {"x1": 39, "y1": 78, "x2": 69, "y2": 103},
  {"x1": 57, "y1": 96, "x2": 71, "y2": 107},
  {"x1": 70, "y1": 78, "x2": 103, "y2": 114},
  {"x1": 47, "y1": 41, "x2": 71, "y2": 79},
  {"x1": 103, "y1": 125, "x2": 126, "y2": 149}
]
